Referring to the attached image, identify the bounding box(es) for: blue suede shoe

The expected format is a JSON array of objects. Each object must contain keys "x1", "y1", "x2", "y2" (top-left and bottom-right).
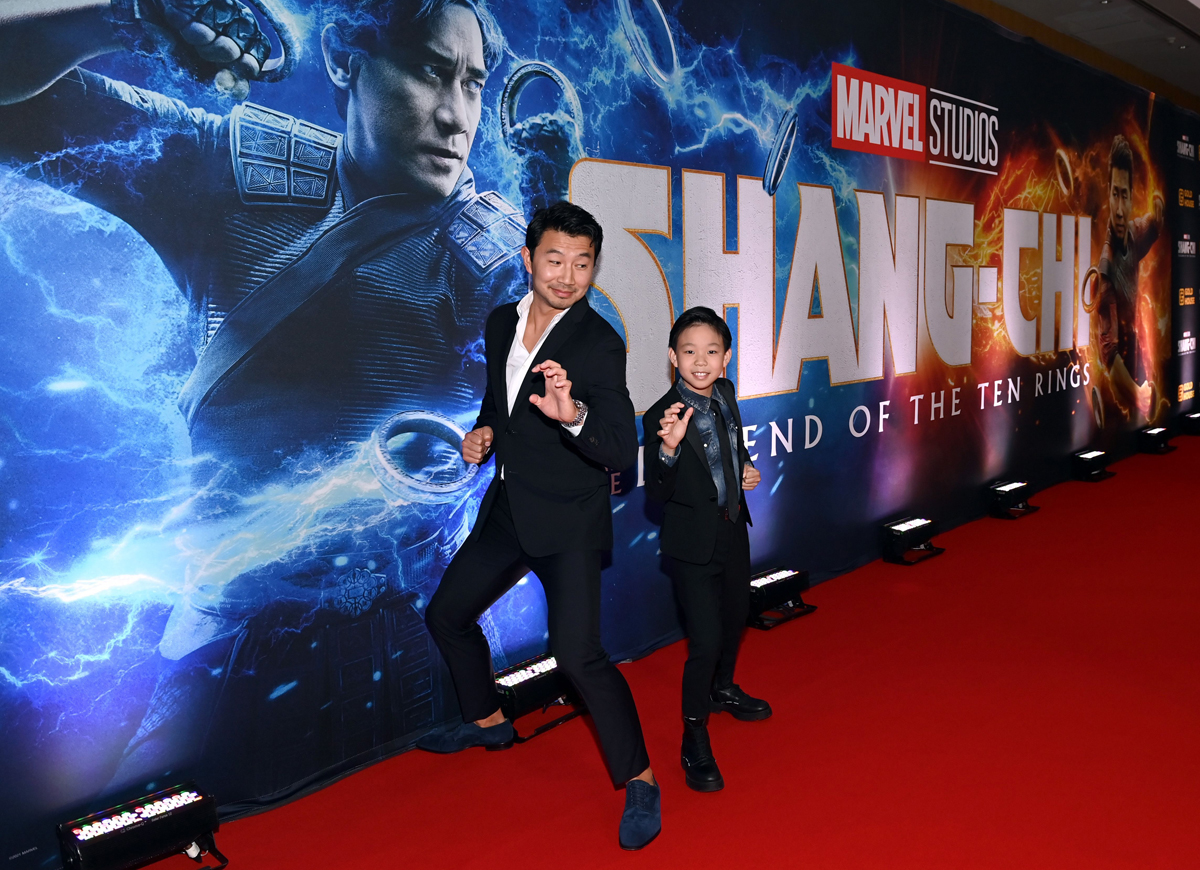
[
  {"x1": 618, "y1": 779, "x2": 661, "y2": 850},
  {"x1": 415, "y1": 719, "x2": 515, "y2": 753}
]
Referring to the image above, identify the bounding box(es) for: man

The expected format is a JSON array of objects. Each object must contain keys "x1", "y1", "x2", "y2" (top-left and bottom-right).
[
  {"x1": 420, "y1": 201, "x2": 661, "y2": 851},
  {"x1": 1091, "y1": 133, "x2": 1165, "y2": 425},
  {"x1": 0, "y1": 0, "x2": 530, "y2": 796}
]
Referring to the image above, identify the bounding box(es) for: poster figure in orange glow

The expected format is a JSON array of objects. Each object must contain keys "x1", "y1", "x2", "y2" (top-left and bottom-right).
[{"x1": 1088, "y1": 134, "x2": 1165, "y2": 425}]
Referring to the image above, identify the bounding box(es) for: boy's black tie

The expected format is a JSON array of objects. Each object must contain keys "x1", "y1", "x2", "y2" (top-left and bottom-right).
[{"x1": 712, "y1": 402, "x2": 740, "y2": 522}]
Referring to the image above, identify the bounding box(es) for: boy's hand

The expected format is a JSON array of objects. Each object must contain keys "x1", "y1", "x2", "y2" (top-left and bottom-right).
[
  {"x1": 658, "y1": 402, "x2": 693, "y2": 454},
  {"x1": 742, "y1": 463, "x2": 761, "y2": 491}
]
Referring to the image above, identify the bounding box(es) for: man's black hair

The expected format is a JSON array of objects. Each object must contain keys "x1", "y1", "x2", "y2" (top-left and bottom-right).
[
  {"x1": 669, "y1": 306, "x2": 732, "y2": 351},
  {"x1": 525, "y1": 201, "x2": 604, "y2": 260},
  {"x1": 327, "y1": 0, "x2": 505, "y2": 120},
  {"x1": 1110, "y1": 134, "x2": 1134, "y2": 188}
]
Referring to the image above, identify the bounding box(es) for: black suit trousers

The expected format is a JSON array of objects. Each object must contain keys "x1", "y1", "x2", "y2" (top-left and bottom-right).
[
  {"x1": 425, "y1": 484, "x2": 650, "y2": 786},
  {"x1": 671, "y1": 515, "x2": 751, "y2": 719}
]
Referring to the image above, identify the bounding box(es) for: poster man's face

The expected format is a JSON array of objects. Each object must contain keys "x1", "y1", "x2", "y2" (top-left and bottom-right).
[
  {"x1": 344, "y1": 5, "x2": 487, "y2": 198},
  {"x1": 1109, "y1": 167, "x2": 1131, "y2": 242}
]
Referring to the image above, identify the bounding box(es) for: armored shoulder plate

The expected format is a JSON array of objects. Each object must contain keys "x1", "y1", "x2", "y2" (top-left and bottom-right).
[
  {"x1": 444, "y1": 191, "x2": 527, "y2": 277},
  {"x1": 230, "y1": 102, "x2": 341, "y2": 208}
]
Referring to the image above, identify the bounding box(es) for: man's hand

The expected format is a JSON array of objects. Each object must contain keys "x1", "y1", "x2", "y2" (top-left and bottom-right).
[
  {"x1": 742, "y1": 463, "x2": 761, "y2": 491},
  {"x1": 657, "y1": 402, "x2": 693, "y2": 455},
  {"x1": 462, "y1": 426, "x2": 494, "y2": 465},
  {"x1": 1153, "y1": 193, "x2": 1165, "y2": 227},
  {"x1": 529, "y1": 360, "x2": 578, "y2": 423},
  {"x1": 146, "y1": 0, "x2": 270, "y2": 94}
]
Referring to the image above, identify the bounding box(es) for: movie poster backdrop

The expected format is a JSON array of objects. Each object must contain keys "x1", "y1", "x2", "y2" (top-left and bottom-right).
[{"x1": 0, "y1": 0, "x2": 1190, "y2": 863}]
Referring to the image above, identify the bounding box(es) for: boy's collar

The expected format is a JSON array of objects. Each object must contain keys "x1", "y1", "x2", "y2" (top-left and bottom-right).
[{"x1": 675, "y1": 377, "x2": 728, "y2": 411}]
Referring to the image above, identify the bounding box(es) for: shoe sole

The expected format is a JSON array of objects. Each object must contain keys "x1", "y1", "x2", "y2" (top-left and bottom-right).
[
  {"x1": 711, "y1": 703, "x2": 772, "y2": 721},
  {"x1": 417, "y1": 738, "x2": 515, "y2": 753},
  {"x1": 619, "y1": 827, "x2": 662, "y2": 851},
  {"x1": 685, "y1": 774, "x2": 725, "y2": 792}
]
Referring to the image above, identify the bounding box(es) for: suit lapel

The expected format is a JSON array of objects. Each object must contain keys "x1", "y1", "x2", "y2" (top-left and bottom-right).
[
  {"x1": 512, "y1": 297, "x2": 591, "y2": 417},
  {"x1": 491, "y1": 304, "x2": 520, "y2": 426}
]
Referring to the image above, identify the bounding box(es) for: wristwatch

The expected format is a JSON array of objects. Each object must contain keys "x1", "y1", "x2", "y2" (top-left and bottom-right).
[{"x1": 568, "y1": 399, "x2": 589, "y2": 427}]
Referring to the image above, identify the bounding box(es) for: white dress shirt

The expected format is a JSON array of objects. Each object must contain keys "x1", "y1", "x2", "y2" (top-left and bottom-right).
[{"x1": 500, "y1": 293, "x2": 585, "y2": 478}]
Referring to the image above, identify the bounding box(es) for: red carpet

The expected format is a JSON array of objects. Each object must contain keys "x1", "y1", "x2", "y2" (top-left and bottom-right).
[{"x1": 171, "y1": 439, "x2": 1200, "y2": 869}]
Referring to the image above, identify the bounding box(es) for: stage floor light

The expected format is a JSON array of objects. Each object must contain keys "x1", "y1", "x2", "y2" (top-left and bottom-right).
[
  {"x1": 1182, "y1": 412, "x2": 1200, "y2": 436},
  {"x1": 881, "y1": 517, "x2": 944, "y2": 565},
  {"x1": 987, "y1": 480, "x2": 1040, "y2": 520},
  {"x1": 747, "y1": 567, "x2": 816, "y2": 630},
  {"x1": 495, "y1": 653, "x2": 585, "y2": 743},
  {"x1": 58, "y1": 783, "x2": 226, "y2": 870},
  {"x1": 1137, "y1": 426, "x2": 1175, "y2": 454},
  {"x1": 1072, "y1": 449, "x2": 1113, "y2": 482}
]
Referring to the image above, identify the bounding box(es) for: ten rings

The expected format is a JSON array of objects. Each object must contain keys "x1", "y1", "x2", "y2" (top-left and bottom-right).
[
  {"x1": 616, "y1": 0, "x2": 679, "y2": 89},
  {"x1": 240, "y1": 0, "x2": 300, "y2": 82},
  {"x1": 1055, "y1": 149, "x2": 1074, "y2": 199},
  {"x1": 370, "y1": 411, "x2": 478, "y2": 504},
  {"x1": 763, "y1": 109, "x2": 798, "y2": 197},
  {"x1": 499, "y1": 61, "x2": 586, "y2": 143}
]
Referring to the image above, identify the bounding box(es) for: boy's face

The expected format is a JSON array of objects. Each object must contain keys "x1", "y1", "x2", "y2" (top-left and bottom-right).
[{"x1": 669, "y1": 323, "x2": 731, "y2": 397}]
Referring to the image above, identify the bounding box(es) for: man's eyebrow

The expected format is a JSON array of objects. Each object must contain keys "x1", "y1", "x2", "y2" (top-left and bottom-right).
[
  {"x1": 545, "y1": 248, "x2": 593, "y2": 259},
  {"x1": 408, "y1": 44, "x2": 488, "y2": 80}
]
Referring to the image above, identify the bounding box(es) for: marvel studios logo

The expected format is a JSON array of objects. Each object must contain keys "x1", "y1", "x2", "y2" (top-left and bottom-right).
[
  {"x1": 1181, "y1": 233, "x2": 1197, "y2": 257},
  {"x1": 1179, "y1": 135, "x2": 1196, "y2": 160},
  {"x1": 1179, "y1": 332, "x2": 1196, "y2": 356}
]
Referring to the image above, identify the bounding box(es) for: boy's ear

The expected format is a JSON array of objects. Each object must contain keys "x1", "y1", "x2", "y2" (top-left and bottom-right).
[
  {"x1": 722, "y1": 348, "x2": 732, "y2": 370},
  {"x1": 668, "y1": 347, "x2": 678, "y2": 368}
]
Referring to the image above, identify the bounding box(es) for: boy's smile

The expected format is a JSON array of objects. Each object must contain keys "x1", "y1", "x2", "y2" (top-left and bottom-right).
[{"x1": 669, "y1": 324, "x2": 732, "y2": 397}]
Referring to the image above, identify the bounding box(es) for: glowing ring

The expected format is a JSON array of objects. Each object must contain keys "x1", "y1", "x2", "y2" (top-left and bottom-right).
[
  {"x1": 1081, "y1": 265, "x2": 1102, "y2": 314},
  {"x1": 242, "y1": 0, "x2": 299, "y2": 82},
  {"x1": 616, "y1": 0, "x2": 679, "y2": 89},
  {"x1": 763, "y1": 108, "x2": 798, "y2": 197},
  {"x1": 369, "y1": 411, "x2": 478, "y2": 504},
  {"x1": 1055, "y1": 149, "x2": 1073, "y2": 199},
  {"x1": 499, "y1": 61, "x2": 585, "y2": 144},
  {"x1": 1090, "y1": 385, "x2": 1105, "y2": 429}
]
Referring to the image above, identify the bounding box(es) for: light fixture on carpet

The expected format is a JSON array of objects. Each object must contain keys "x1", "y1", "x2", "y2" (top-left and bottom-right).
[
  {"x1": 58, "y1": 783, "x2": 226, "y2": 870},
  {"x1": 986, "y1": 480, "x2": 1039, "y2": 520},
  {"x1": 495, "y1": 653, "x2": 585, "y2": 743},
  {"x1": 1181, "y1": 412, "x2": 1200, "y2": 435},
  {"x1": 747, "y1": 567, "x2": 815, "y2": 630},
  {"x1": 1137, "y1": 426, "x2": 1174, "y2": 454},
  {"x1": 881, "y1": 516, "x2": 944, "y2": 565},
  {"x1": 1072, "y1": 449, "x2": 1113, "y2": 481}
]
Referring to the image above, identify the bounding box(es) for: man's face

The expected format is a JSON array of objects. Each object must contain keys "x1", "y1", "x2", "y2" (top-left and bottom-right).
[
  {"x1": 521, "y1": 229, "x2": 596, "y2": 314},
  {"x1": 668, "y1": 324, "x2": 731, "y2": 397},
  {"x1": 343, "y1": 4, "x2": 486, "y2": 198},
  {"x1": 1109, "y1": 167, "x2": 1132, "y2": 242}
]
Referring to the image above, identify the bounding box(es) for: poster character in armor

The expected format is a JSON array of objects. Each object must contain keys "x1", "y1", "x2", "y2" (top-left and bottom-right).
[
  {"x1": 0, "y1": 0, "x2": 529, "y2": 796},
  {"x1": 1088, "y1": 133, "x2": 1166, "y2": 426}
]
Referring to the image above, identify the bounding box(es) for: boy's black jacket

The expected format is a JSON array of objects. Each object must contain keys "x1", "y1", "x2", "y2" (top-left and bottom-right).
[{"x1": 642, "y1": 377, "x2": 754, "y2": 565}]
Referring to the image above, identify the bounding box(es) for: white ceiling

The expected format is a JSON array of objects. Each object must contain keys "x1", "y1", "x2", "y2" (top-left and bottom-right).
[{"x1": 984, "y1": 0, "x2": 1200, "y2": 101}]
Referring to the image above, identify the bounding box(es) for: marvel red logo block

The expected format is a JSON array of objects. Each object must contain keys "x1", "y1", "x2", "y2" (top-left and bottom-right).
[{"x1": 831, "y1": 62, "x2": 926, "y2": 161}]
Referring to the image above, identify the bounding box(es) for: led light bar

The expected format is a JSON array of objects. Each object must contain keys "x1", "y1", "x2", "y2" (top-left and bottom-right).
[
  {"x1": 1183, "y1": 412, "x2": 1200, "y2": 436},
  {"x1": 747, "y1": 567, "x2": 814, "y2": 630},
  {"x1": 882, "y1": 516, "x2": 943, "y2": 565},
  {"x1": 496, "y1": 656, "x2": 558, "y2": 688},
  {"x1": 987, "y1": 480, "x2": 1038, "y2": 519},
  {"x1": 58, "y1": 783, "x2": 226, "y2": 870},
  {"x1": 992, "y1": 481, "x2": 1026, "y2": 493},
  {"x1": 493, "y1": 653, "x2": 585, "y2": 741},
  {"x1": 1072, "y1": 449, "x2": 1113, "y2": 481},
  {"x1": 1145, "y1": 427, "x2": 1166, "y2": 435},
  {"x1": 1138, "y1": 426, "x2": 1174, "y2": 454}
]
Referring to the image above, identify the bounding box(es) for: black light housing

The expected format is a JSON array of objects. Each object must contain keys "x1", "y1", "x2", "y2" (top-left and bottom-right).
[
  {"x1": 747, "y1": 567, "x2": 815, "y2": 630},
  {"x1": 494, "y1": 653, "x2": 585, "y2": 743},
  {"x1": 1072, "y1": 449, "x2": 1113, "y2": 482},
  {"x1": 986, "y1": 480, "x2": 1040, "y2": 520},
  {"x1": 1181, "y1": 412, "x2": 1200, "y2": 436},
  {"x1": 1137, "y1": 426, "x2": 1174, "y2": 454},
  {"x1": 881, "y1": 517, "x2": 944, "y2": 565},
  {"x1": 58, "y1": 783, "x2": 226, "y2": 870}
]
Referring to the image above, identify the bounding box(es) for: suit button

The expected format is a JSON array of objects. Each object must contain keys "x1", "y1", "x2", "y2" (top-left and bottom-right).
[
  {"x1": 506, "y1": 427, "x2": 515, "y2": 436},
  {"x1": 709, "y1": 496, "x2": 717, "y2": 502},
  {"x1": 588, "y1": 436, "x2": 598, "y2": 445}
]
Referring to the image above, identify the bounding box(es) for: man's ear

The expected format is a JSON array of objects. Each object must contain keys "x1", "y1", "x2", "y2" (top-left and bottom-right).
[
  {"x1": 321, "y1": 24, "x2": 356, "y2": 92},
  {"x1": 521, "y1": 245, "x2": 533, "y2": 275}
]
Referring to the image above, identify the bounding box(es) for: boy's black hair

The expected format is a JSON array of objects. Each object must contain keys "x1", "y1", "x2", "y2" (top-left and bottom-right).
[
  {"x1": 669, "y1": 306, "x2": 732, "y2": 351},
  {"x1": 525, "y1": 201, "x2": 604, "y2": 260}
]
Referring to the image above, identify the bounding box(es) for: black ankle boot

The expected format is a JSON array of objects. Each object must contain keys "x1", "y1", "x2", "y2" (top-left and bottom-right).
[{"x1": 681, "y1": 715, "x2": 724, "y2": 792}]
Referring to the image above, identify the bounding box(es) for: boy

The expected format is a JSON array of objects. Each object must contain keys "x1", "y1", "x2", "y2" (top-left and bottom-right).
[{"x1": 642, "y1": 306, "x2": 769, "y2": 793}]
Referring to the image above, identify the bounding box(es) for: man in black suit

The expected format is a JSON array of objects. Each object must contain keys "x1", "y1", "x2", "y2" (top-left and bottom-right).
[
  {"x1": 643, "y1": 306, "x2": 771, "y2": 793},
  {"x1": 419, "y1": 201, "x2": 660, "y2": 850}
]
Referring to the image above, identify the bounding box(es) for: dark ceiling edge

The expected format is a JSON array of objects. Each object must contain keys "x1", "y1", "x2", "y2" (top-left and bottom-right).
[{"x1": 947, "y1": 0, "x2": 1200, "y2": 116}]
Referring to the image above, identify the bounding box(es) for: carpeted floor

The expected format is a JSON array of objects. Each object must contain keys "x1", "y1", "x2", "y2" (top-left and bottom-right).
[{"x1": 168, "y1": 438, "x2": 1200, "y2": 869}]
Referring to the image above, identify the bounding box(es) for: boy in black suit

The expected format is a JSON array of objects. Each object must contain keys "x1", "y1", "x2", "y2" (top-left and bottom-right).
[{"x1": 643, "y1": 306, "x2": 770, "y2": 792}]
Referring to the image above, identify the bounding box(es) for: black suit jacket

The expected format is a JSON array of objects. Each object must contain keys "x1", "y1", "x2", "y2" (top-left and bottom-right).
[
  {"x1": 469, "y1": 296, "x2": 638, "y2": 557},
  {"x1": 642, "y1": 378, "x2": 753, "y2": 565}
]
